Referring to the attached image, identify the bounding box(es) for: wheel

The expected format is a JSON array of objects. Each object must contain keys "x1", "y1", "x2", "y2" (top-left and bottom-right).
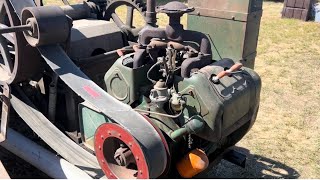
[
  {"x1": 95, "y1": 123, "x2": 150, "y2": 179},
  {"x1": 104, "y1": 0, "x2": 147, "y2": 41},
  {"x1": 0, "y1": 0, "x2": 42, "y2": 84},
  {"x1": 94, "y1": 121, "x2": 170, "y2": 179}
]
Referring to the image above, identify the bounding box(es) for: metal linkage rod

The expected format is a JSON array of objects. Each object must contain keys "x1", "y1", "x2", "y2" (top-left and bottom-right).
[{"x1": 0, "y1": 24, "x2": 32, "y2": 34}]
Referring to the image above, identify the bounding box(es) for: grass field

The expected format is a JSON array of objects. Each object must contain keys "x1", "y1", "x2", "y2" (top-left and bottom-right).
[
  {"x1": 232, "y1": 2, "x2": 320, "y2": 178},
  {"x1": 9, "y1": 0, "x2": 320, "y2": 178}
]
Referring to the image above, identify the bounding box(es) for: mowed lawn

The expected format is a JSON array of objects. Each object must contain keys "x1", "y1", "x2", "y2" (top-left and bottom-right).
[{"x1": 42, "y1": 0, "x2": 320, "y2": 178}]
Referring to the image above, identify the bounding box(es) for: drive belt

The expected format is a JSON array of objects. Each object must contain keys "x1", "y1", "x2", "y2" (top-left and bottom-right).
[
  {"x1": 38, "y1": 45, "x2": 167, "y2": 178},
  {"x1": 10, "y1": 91, "x2": 103, "y2": 178},
  {"x1": 8, "y1": 0, "x2": 167, "y2": 178}
]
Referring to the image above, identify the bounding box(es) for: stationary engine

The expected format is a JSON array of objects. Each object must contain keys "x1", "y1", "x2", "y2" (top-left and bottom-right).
[
  {"x1": 0, "y1": 0, "x2": 261, "y2": 179},
  {"x1": 103, "y1": 1, "x2": 261, "y2": 178}
]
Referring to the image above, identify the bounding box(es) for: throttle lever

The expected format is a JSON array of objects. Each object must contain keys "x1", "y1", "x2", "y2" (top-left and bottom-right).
[
  {"x1": 116, "y1": 45, "x2": 140, "y2": 57},
  {"x1": 211, "y1": 63, "x2": 243, "y2": 83}
]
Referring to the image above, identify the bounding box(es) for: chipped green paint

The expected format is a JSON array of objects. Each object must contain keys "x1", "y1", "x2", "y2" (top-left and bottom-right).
[{"x1": 187, "y1": 0, "x2": 263, "y2": 69}]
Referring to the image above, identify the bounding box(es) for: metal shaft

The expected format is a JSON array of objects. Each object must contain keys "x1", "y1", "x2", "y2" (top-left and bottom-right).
[
  {"x1": 0, "y1": 24, "x2": 32, "y2": 34},
  {"x1": 146, "y1": 0, "x2": 157, "y2": 27},
  {"x1": 0, "y1": 128, "x2": 93, "y2": 179}
]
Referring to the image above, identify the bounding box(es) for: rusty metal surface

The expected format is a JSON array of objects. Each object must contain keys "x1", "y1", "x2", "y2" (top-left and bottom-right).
[{"x1": 94, "y1": 123, "x2": 150, "y2": 179}]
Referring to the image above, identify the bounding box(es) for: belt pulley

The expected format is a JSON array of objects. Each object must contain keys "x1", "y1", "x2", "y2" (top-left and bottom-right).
[
  {"x1": 0, "y1": 1, "x2": 169, "y2": 178},
  {"x1": 0, "y1": 0, "x2": 42, "y2": 84}
]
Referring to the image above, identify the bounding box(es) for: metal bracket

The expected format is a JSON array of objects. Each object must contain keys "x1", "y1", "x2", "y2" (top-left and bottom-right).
[
  {"x1": 223, "y1": 149, "x2": 247, "y2": 168},
  {"x1": 0, "y1": 83, "x2": 11, "y2": 142}
]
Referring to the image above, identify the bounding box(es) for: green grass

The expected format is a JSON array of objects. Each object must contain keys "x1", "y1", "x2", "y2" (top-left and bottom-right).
[{"x1": 232, "y1": 2, "x2": 320, "y2": 179}]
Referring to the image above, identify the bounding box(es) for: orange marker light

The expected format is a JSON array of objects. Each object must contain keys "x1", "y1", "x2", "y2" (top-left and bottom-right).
[{"x1": 176, "y1": 149, "x2": 209, "y2": 178}]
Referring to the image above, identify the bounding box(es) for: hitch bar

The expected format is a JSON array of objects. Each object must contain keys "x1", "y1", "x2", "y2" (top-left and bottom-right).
[
  {"x1": 0, "y1": 83, "x2": 10, "y2": 142},
  {"x1": 223, "y1": 149, "x2": 247, "y2": 168}
]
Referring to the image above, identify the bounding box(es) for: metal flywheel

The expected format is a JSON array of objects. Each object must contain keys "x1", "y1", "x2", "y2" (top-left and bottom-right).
[
  {"x1": 0, "y1": 0, "x2": 42, "y2": 84},
  {"x1": 104, "y1": 0, "x2": 147, "y2": 41}
]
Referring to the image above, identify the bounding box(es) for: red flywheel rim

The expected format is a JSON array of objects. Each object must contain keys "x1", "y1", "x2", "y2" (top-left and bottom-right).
[{"x1": 94, "y1": 123, "x2": 149, "y2": 179}]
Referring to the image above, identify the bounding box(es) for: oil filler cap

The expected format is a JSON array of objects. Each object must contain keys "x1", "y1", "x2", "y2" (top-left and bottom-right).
[{"x1": 157, "y1": 1, "x2": 195, "y2": 15}]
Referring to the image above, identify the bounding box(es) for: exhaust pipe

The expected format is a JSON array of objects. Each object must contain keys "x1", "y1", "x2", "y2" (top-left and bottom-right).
[
  {"x1": 0, "y1": 129, "x2": 92, "y2": 179},
  {"x1": 146, "y1": 0, "x2": 157, "y2": 27}
]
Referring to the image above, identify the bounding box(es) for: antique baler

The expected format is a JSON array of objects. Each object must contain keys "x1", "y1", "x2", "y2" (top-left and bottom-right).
[{"x1": 0, "y1": 0, "x2": 261, "y2": 178}]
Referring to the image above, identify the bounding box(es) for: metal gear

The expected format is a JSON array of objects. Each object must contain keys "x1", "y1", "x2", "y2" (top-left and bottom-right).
[{"x1": 104, "y1": 0, "x2": 147, "y2": 41}]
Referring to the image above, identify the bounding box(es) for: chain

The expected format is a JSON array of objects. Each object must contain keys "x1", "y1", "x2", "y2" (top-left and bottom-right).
[{"x1": 188, "y1": 134, "x2": 193, "y2": 149}]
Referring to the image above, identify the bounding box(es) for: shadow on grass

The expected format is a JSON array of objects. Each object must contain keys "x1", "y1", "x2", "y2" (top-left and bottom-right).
[{"x1": 206, "y1": 146, "x2": 300, "y2": 179}]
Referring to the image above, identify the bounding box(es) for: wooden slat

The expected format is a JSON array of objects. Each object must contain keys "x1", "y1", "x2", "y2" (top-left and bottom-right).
[
  {"x1": 0, "y1": 161, "x2": 10, "y2": 179},
  {"x1": 295, "y1": 0, "x2": 305, "y2": 8},
  {"x1": 282, "y1": 7, "x2": 310, "y2": 21},
  {"x1": 284, "y1": 0, "x2": 314, "y2": 9}
]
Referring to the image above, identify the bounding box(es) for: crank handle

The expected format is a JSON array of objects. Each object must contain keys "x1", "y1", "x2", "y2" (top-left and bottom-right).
[
  {"x1": 116, "y1": 45, "x2": 140, "y2": 57},
  {"x1": 212, "y1": 63, "x2": 243, "y2": 83},
  {"x1": 227, "y1": 63, "x2": 243, "y2": 73}
]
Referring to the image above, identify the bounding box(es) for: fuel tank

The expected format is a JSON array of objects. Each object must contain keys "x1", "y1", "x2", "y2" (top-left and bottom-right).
[{"x1": 174, "y1": 59, "x2": 261, "y2": 142}]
